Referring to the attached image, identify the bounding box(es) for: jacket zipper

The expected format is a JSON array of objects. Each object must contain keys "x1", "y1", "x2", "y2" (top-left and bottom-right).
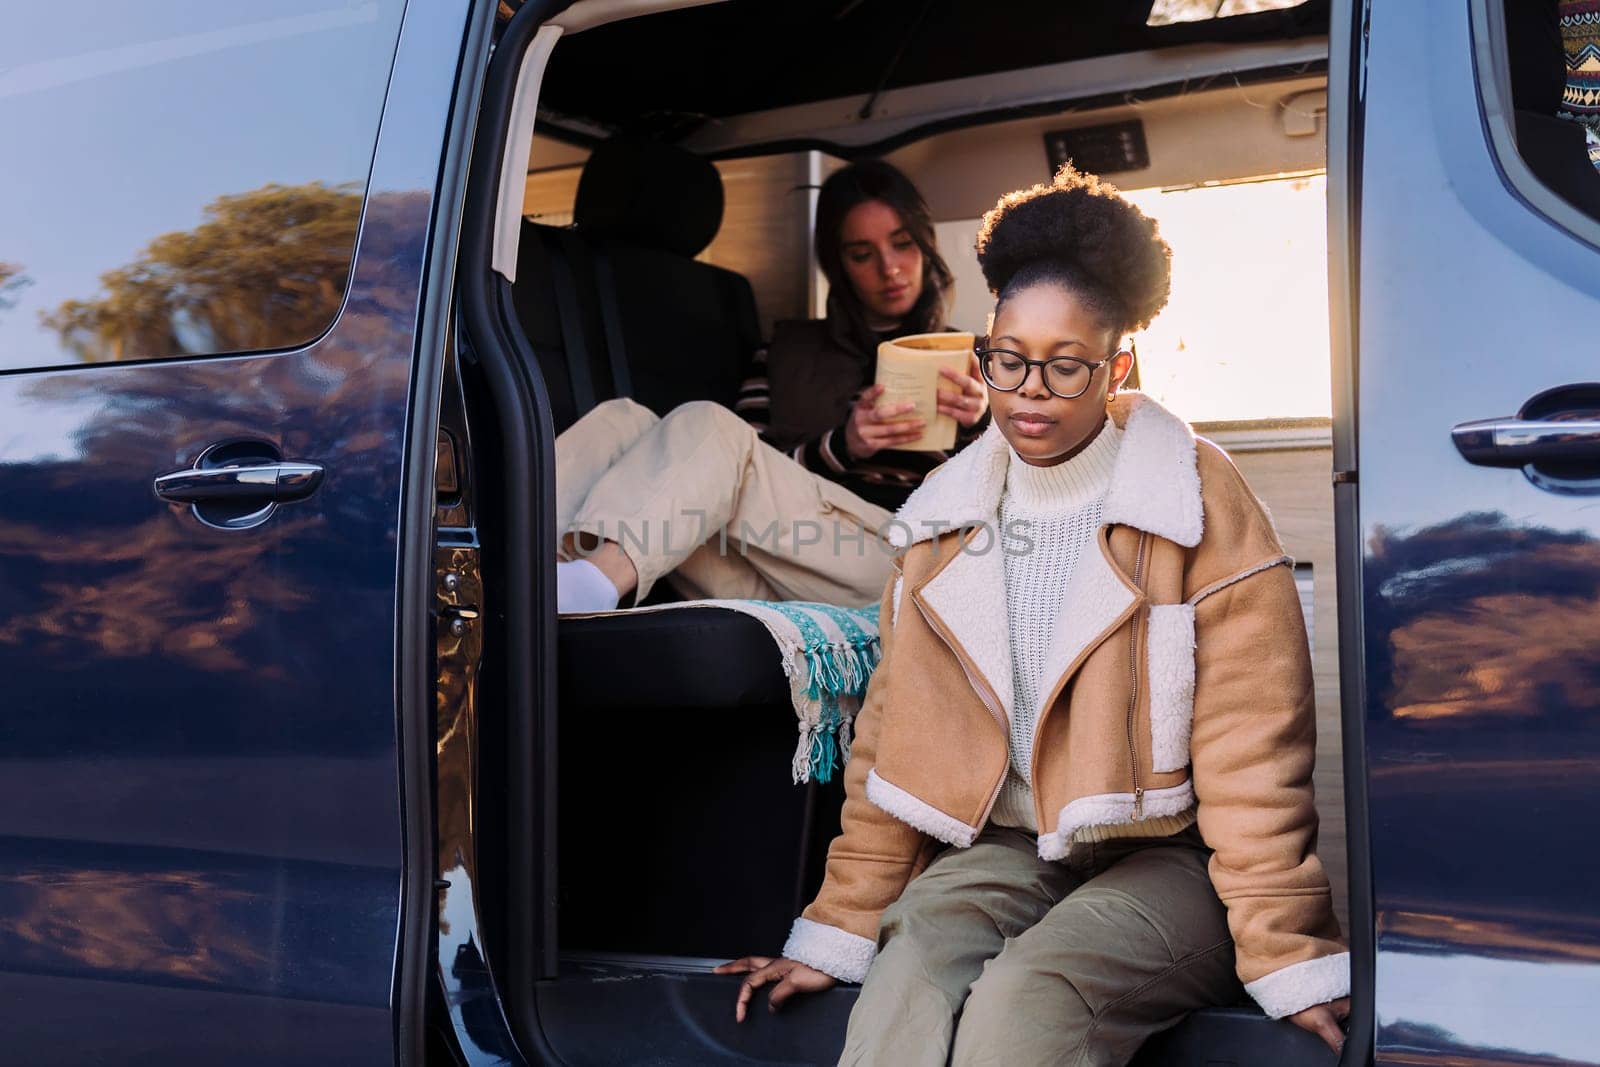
[
  {"x1": 955, "y1": 651, "x2": 1011, "y2": 829},
  {"x1": 1127, "y1": 532, "x2": 1150, "y2": 818},
  {"x1": 913, "y1": 596, "x2": 1010, "y2": 831}
]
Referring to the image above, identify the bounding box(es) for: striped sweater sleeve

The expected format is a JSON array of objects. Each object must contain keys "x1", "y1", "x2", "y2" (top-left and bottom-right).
[
  {"x1": 793, "y1": 415, "x2": 859, "y2": 475},
  {"x1": 734, "y1": 344, "x2": 771, "y2": 436}
]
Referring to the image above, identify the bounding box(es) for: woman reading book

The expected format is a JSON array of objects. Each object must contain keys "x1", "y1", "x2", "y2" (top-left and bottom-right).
[{"x1": 555, "y1": 160, "x2": 989, "y2": 613}]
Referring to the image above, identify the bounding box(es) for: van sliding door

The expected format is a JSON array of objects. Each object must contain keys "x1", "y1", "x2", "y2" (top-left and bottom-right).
[
  {"x1": 1341, "y1": 1, "x2": 1600, "y2": 1063},
  {"x1": 0, "y1": 3, "x2": 477, "y2": 1061}
]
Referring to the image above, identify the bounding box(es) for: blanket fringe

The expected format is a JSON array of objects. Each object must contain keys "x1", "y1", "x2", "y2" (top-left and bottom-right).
[{"x1": 791, "y1": 637, "x2": 881, "y2": 785}]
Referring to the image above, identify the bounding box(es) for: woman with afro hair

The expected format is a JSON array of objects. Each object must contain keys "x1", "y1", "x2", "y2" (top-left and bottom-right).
[{"x1": 718, "y1": 165, "x2": 1350, "y2": 1062}]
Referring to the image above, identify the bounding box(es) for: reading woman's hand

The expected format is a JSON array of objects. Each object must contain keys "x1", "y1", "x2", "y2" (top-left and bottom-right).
[
  {"x1": 845, "y1": 383, "x2": 925, "y2": 460},
  {"x1": 714, "y1": 956, "x2": 837, "y2": 1022},
  {"x1": 937, "y1": 355, "x2": 988, "y2": 429},
  {"x1": 1285, "y1": 997, "x2": 1350, "y2": 1053}
]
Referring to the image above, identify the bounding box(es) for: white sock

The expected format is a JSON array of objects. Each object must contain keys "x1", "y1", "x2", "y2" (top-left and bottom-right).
[{"x1": 557, "y1": 558, "x2": 622, "y2": 614}]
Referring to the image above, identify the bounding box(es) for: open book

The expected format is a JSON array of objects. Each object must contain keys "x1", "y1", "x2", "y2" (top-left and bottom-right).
[{"x1": 874, "y1": 332, "x2": 976, "y2": 451}]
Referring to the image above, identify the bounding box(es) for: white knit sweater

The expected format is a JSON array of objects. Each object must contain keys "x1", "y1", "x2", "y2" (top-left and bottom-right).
[{"x1": 989, "y1": 419, "x2": 1122, "y2": 832}]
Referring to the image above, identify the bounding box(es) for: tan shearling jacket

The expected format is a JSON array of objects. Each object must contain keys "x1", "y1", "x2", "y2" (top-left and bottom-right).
[{"x1": 782, "y1": 393, "x2": 1349, "y2": 1020}]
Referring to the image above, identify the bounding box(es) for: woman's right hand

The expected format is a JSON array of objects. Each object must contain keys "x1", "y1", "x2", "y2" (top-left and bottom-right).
[
  {"x1": 844, "y1": 384, "x2": 925, "y2": 460},
  {"x1": 714, "y1": 956, "x2": 837, "y2": 1022}
]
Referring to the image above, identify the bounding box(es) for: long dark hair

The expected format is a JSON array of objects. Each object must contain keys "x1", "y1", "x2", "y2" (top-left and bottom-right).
[{"x1": 814, "y1": 159, "x2": 953, "y2": 357}]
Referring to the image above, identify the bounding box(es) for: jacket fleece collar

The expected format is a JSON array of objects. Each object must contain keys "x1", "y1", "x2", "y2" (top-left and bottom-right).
[
  {"x1": 889, "y1": 392, "x2": 1203, "y2": 549},
  {"x1": 894, "y1": 392, "x2": 1203, "y2": 728}
]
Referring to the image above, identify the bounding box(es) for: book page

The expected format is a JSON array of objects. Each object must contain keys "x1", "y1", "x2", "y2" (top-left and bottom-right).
[{"x1": 874, "y1": 333, "x2": 974, "y2": 451}]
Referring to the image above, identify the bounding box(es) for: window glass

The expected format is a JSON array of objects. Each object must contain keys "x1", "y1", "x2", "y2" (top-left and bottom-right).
[
  {"x1": 1491, "y1": 0, "x2": 1600, "y2": 226},
  {"x1": 938, "y1": 172, "x2": 1330, "y2": 423},
  {"x1": 0, "y1": 2, "x2": 406, "y2": 372}
]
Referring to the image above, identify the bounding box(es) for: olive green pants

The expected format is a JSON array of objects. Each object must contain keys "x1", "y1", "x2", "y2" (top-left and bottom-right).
[{"x1": 841, "y1": 825, "x2": 1241, "y2": 1067}]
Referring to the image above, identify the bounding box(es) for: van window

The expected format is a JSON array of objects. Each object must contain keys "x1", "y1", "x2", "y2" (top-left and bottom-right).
[
  {"x1": 0, "y1": 2, "x2": 405, "y2": 372},
  {"x1": 1482, "y1": 0, "x2": 1600, "y2": 232},
  {"x1": 940, "y1": 171, "x2": 1330, "y2": 423}
]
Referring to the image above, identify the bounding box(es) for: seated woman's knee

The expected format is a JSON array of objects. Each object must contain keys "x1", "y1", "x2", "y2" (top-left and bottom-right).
[
  {"x1": 590, "y1": 395, "x2": 658, "y2": 434},
  {"x1": 971, "y1": 950, "x2": 1092, "y2": 1013},
  {"x1": 875, "y1": 888, "x2": 991, "y2": 976},
  {"x1": 954, "y1": 956, "x2": 1093, "y2": 1060},
  {"x1": 877, "y1": 890, "x2": 955, "y2": 953},
  {"x1": 662, "y1": 398, "x2": 753, "y2": 441}
]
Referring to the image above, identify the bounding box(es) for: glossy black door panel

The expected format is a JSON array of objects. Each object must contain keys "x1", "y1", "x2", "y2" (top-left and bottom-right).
[
  {"x1": 0, "y1": 1, "x2": 474, "y2": 1061},
  {"x1": 1351, "y1": 2, "x2": 1600, "y2": 1062}
]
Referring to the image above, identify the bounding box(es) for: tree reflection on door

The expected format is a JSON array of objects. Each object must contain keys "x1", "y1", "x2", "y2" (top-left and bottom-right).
[{"x1": 40, "y1": 181, "x2": 363, "y2": 363}]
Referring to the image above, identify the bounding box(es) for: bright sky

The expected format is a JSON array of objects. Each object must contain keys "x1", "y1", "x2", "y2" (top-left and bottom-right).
[{"x1": 940, "y1": 172, "x2": 1332, "y2": 424}]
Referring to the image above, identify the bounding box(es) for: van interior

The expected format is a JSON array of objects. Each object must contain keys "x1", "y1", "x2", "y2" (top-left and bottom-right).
[{"x1": 449, "y1": 1, "x2": 1355, "y2": 1062}]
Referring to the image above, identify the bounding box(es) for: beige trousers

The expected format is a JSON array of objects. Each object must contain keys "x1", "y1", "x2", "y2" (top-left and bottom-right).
[
  {"x1": 555, "y1": 398, "x2": 894, "y2": 606},
  {"x1": 841, "y1": 825, "x2": 1241, "y2": 1067}
]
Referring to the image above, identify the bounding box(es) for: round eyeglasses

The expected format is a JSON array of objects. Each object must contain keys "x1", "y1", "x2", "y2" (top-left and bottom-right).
[{"x1": 976, "y1": 346, "x2": 1111, "y2": 400}]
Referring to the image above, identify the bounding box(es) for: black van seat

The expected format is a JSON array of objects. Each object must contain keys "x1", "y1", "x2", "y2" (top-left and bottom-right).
[
  {"x1": 510, "y1": 137, "x2": 760, "y2": 431},
  {"x1": 510, "y1": 136, "x2": 833, "y2": 958},
  {"x1": 512, "y1": 134, "x2": 792, "y2": 712},
  {"x1": 558, "y1": 608, "x2": 791, "y2": 712},
  {"x1": 540, "y1": 958, "x2": 1338, "y2": 1065},
  {"x1": 512, "y1": 221, "x2": 615, "y2": 433},
  {"x1": 570, "y1": 134, "x2": 761, "y2": 417}
]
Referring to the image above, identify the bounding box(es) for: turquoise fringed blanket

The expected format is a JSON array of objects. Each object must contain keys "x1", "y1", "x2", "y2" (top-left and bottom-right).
[
  {"x1": 614, "y1": 599, "x2": 882, "y2": 784},
  {"x1": 725, "y1": 599, "x2": 882, "y2": 784}
]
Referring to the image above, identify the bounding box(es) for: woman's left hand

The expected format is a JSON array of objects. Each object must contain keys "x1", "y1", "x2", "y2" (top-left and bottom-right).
[
  {"x1": 1285, "y1": 997, "x2": 1350, "y2": 1053},
  {"x1": 937, "y1": 356, "x2": 988, "y2": 429}
]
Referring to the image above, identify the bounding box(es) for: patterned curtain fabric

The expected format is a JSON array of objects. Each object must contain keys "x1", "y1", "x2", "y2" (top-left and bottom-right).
[{"x1": 1559, "y1": 0, "x2": 1600, "y2": 168}]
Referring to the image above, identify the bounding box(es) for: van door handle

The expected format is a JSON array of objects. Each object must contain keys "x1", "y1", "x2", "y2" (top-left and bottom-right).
[
  {"x1": 1451, "y1": 417, "x2": 1600, "y2": 467},
  {"x1": 154, "y1": 461, "x2": 324, "y2": 504}
]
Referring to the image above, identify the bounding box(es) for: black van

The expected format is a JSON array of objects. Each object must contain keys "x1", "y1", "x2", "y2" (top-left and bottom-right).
[{"x1": 2, "y1": 1, "x2": 1597, "y2": 1064}]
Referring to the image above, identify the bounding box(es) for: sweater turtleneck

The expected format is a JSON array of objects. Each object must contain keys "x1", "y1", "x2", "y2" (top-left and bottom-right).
[
  {"x1": 1002, "y1": 417, "x2": 1122, "y2": 511},
  {"x1": 990, "y1": 417, "x2": 1122, "y2": 832}
]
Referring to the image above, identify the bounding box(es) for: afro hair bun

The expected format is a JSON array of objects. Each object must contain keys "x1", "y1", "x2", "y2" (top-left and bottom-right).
[{"x1": 976, "y1": 164, "x2": 1173, "y2": 333}]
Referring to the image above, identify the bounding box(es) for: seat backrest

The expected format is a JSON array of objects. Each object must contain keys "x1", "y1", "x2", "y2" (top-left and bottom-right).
[
  {"x1": 511, "y1": 219, "x2": 615, "y2": 433},
  {"x1": 510, "y1": 136, "x2": 761, "y2": 431},
  {"x1": 584, "y1": 239, "x2": 761, "y2": 415},
  {"x1": 571, "y1": 135, "x2": 761, "y2": 416}
]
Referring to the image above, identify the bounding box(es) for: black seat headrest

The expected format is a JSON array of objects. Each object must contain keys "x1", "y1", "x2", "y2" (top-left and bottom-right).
[{"x1": 573, "y1": 135, "x2": 725, "y2": 258}]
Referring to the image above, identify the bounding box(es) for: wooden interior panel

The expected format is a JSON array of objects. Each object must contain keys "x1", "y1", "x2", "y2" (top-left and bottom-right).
[{"x1": 700, "y1": 153, "x2": 813, "y2": 334}]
